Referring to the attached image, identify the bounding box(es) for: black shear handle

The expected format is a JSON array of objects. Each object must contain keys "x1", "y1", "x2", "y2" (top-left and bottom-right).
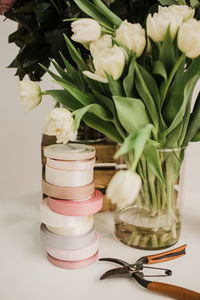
[{"x1": 133, "y1": 273, "x2": 200, "y2": 300}]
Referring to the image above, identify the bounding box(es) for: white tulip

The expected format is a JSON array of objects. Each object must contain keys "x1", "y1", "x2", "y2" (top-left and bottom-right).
[
  {"x1": 19, "y1": 81, "x2": 41, "y2": 112},
  {"x1": 43, "y1": 108, "x2": 77, "y2": 144},
  {"x1": 178, "y1": 19, "x2": 200, "y2": 58},
  {"x1": 71, "y1": 18, "x2": 101, "y2": 43},
  {"x1": 147, "y1": 5, "x2": 194, "y2": 43},
  {"x1": 83, "y1": 45, "x2": 126, "y2": 83},
  {"x1": 90, "y1": 34, "x2": 112, "y2": 57},
  {"x1": 116, "y1": 20, "x2": 146, "y2": 57},
  {"x1": 106, "y1": 170, "x2": 141, "y2": 209},
  {"x1": 147, "y1": 10, "x2": 182, "y2": 42},
  {"x1": 159, "y1": 5, "x2": 194, "y2": 22}
]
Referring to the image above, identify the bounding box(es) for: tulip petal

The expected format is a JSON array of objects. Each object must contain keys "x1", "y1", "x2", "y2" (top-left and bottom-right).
[{"x1": 83, "y1": 71, "x2": 108, "y2": 83}]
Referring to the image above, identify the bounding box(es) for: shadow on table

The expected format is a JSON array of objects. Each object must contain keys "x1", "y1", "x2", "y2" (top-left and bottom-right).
[{"x1": 95, "y1": 212, "x2": 114, "y2": 240}]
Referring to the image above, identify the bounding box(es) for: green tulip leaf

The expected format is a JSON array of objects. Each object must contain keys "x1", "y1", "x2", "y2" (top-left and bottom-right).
[
  {"x1": 92, "y1": 90, "x2": 115, "y2": 114},
  {"x1": 59, "y1": 51, "x2": 87, "y2": 89},
  {"x1": 165, "y1": 121, "x2": 183, "y2": 148},
  {"x1": 73, "y1": 103, "x2": 112, "y2": 130},
  {"x1": 143, "y1": 144, "x2": 165, "y2": 184},
  {"x1": 44, "y1": 89, "x2": 82, "y2": 110},
  {"x1": 135, "y1": 64, "x2": 159, "y2": 129},
  {"x1": 39, "y1": 63, "x2": 75, "y2": 87},
  {"x1": 49, "y1": 58, "x2": 71, "y2": 82},
  {"x1": 83, "y1": 113, "x2": 123, "y2": 143},
  {"x1": 163, "y1": 56, "x2": 200, "y2": 125},
  {"x1": 152, "y1": 60, "x2": 167, "y2": 81},
  {"x1": 106, "y1": 73, "x2": 124, "y2": 96},
  {"x1": 123, "y1": 54, "x2": 136, "y2": 97},
  {"x1": 183, "y1": 90, "x2": 200, "y2": 146},
  {"x1": 114, "y1": 124, "x2": 153, "y2": 171},
  {"x1": 160, "y1": 26, "x2": 176, "y2": 74},
  {"x1": 92, "y1": 0, "x2": 122, "y2": 27},
  {"x1": 55, "y1": 81, "x2": 96, "y2": 106},
  {"x1": 113, "y1": 96, "x2": 150, "y2": 134},
  {"x1": 164, "y1": 75, "x2": 199, "y2": 137},
  {"x1": 63, "y1": 34, "x2": 89, "y2": 71},
  {"x1": 191, "y1": 130, "x2": 200, "y2": 142},
  {"x1": 73, "y1": 0, "x2": 114, "y2": 30}
]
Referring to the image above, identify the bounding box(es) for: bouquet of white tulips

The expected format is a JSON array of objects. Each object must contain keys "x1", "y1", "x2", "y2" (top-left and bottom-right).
[{"x1": 20, "y1": 0, "x2": 200, "y2": 248}]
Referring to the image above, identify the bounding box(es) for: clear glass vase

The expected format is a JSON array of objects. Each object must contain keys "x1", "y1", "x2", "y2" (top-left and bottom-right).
[{"x1": 114, "y1": 148, "x2": 186, "y2": 250}]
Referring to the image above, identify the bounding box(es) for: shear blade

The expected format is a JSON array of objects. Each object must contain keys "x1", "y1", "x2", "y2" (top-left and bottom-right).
[
  {"x1": 99, "y1": 257, "x2": 130, "y2": 268},
  {"x1": 100, "y1": 267, "x2": 130, "y2": 280}
]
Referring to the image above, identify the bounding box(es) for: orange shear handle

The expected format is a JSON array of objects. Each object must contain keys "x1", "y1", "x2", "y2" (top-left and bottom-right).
[
  {"x1": 148, "y1": 281, "x2": 200, "y2": 300},
  {"x1": 145, "y1": 244, "x2": 187, "y2": 264}
]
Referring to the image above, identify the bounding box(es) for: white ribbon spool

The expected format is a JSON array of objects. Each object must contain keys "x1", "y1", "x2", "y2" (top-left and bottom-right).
[
  {"x1": 45, "y1": 165, "x2": 93, "y2": 187},
  {"x1": 46, "y1": 219, "x2": 93, "y2": 236},
  {"x1": 40, "y1": 198, "x2": 94, "y2": 232}
]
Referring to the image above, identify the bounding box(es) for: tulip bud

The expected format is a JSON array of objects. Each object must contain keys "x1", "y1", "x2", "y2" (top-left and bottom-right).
[
  {"x1": 71, "y1": 18, "x2": 101, "y2": 43},
  {"x1": 83, "y1": 45, "x2": 126, "y2": 83},
  {"x1": 19, "y1": 81, "x2": 42, "y2": 112},
  {"x1": 116, "y1": 20, "x2": 146, "y2": 57},
  {"x1": 90, "y1": 34, "x2": 112, "y2": 57},
  {"x1": 106, "y1": 170, "x2": 141, "y2": 208},
  {"x1": 43, "y1": 108, "x2": 77, "y2": 144},
  {"x1": 178, "y1": 18, "x2": 200, "y2": 58}
]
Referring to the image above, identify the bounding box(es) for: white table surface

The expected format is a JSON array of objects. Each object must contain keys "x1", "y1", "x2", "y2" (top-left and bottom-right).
[
  {"x1": 1, "y1": 20, "x2": 200, "y2": 300},
  {"x1": 1, "y1": 179, "x2": 200, "y2": 300}
]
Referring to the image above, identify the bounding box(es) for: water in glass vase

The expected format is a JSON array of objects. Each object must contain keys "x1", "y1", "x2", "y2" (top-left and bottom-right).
[
  {"x1": 114, "y1": 206, "x2": 181, "y2": 250},
  {"x1": 114, "y1": 148, "x2": 185, "y2": 250}
]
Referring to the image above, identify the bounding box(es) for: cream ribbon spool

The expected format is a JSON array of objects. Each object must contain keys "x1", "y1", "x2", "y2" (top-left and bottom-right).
[
  {"x1": 44, "y1": 144, "x2": 95, "y2": 160},
  {"x1": 40, "y1": 198, "x2": 94, "y2": 232},
  {"x1": 45, "y1": 165, "x2": 93, "y2": 187}
]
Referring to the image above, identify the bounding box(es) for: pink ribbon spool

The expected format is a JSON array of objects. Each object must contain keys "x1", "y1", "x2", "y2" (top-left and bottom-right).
[
  {"x1": 42, "y1": 179, "x2": 95, "y2": 200},
  {"x1": 48, "y1": 190, "x2": 103, "y2": 216},
  {"x1": 46, "y1": 233, "x2": 98, "y2": 261},
  {"x1": 47, "y1": 251, "x2": 98, "y2": 269}
]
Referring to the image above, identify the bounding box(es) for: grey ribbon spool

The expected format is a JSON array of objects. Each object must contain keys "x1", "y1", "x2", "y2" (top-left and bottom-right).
[{"x1": 40, "y1": 223, "x2": 95, "y2": 250}]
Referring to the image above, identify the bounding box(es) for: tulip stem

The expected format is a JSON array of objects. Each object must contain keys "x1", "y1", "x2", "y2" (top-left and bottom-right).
[{"x1": 113, "y1": 119, "x2": 127, "y2": 140}]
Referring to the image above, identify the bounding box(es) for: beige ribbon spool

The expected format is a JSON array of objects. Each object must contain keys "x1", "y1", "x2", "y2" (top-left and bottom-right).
[{"x1": 45, "y1": 165, "x2": 93, "y2": 187}]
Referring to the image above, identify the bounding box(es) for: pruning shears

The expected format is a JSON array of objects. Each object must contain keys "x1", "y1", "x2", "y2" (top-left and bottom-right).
[{"x1": 100, "y1": 244, "x2": 200, "y2": 300}]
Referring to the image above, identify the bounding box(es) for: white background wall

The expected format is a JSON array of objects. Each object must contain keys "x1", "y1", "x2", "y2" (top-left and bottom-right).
[
  {"x1": 0, "y1": 19, "x2": 200, "y2": 201},
  {"x1": 0, "y1": 19, "x2": 53, "y2": 199}
]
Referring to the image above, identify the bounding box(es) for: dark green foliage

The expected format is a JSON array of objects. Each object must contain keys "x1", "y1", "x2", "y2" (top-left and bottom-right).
[{"x1": 5, "y1": 0, "x2": 81, "y2": 80}]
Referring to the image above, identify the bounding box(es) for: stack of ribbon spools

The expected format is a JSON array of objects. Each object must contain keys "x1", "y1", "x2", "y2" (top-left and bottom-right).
[{"x1": 40, "y1": 143, "x2": 103, "y2": 269}]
